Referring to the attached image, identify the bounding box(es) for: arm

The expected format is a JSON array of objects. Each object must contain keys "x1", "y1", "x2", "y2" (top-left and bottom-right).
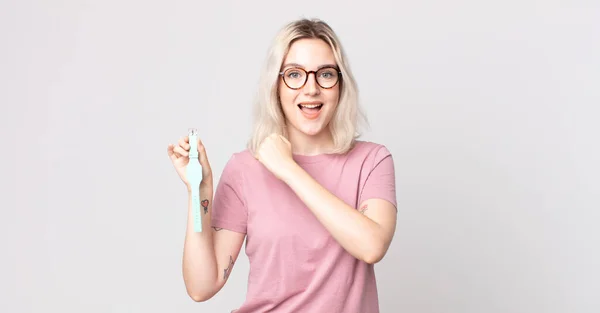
[
  {"x1": 254, "y1": 134, "x2": 397, "y2": 264},
  {"x1": 182, "y1": 182, "x2": 245, "y2": 302},
  {"x1": 282, "y1": 166, "x2": 397, "y2": 264}
]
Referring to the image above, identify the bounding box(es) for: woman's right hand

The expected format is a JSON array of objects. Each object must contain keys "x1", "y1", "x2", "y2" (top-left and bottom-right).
[{"x1": 167, "y1": 135, "x2": 213, "y2": 190}]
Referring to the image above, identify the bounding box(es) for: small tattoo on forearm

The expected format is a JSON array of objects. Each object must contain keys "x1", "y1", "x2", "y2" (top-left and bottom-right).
[
  {"x1": 223, "y1": 255, "x2": 234, "y2": 279},
  {"x1": 359, "y1": 204, "x2": 368, "y2": 214},
  {"x1": 212, "y1": 227, "x2": 223, "y2": 231},
  {"x1": 201, "y1": 199, "x2": 209, "y2": 214}
]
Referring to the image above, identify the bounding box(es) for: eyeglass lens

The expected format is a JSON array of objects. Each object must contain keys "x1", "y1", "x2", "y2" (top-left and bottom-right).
[{"x1": 282, "y1": 67, "x2": 339, "y2": 89}]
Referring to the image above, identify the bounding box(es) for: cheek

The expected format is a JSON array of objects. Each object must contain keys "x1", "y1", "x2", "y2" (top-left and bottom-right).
[
  {"x1": 278, "y1": 87, "x2": 298, "y2": 107},
  {"x1": 326, "y1": 87, "x2": 340, "y2": 104}
]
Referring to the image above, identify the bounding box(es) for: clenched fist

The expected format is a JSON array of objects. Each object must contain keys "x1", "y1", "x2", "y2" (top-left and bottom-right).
[{"x1": 255, "y1": 133, "x2": 296, "y2": 181}]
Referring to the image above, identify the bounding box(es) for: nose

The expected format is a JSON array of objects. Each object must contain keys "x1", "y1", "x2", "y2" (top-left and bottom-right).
[{"x1": 303, "y1": 72, "x2": 320, "y2": 95}]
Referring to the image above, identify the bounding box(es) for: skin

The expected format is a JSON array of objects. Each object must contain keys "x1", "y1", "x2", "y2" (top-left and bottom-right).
[
  {"x1": 168, "y1": 37, "x2": 396, "y2": 302},
  {"x1": 278, "y1": 38, "x2": 340, "y2": 155},
  {"x1": 255, "y1": 38, "x2": 397, "y2": 264},
  {"x1": 168, "y1": 138, "x2": 245, "y2": 302}
]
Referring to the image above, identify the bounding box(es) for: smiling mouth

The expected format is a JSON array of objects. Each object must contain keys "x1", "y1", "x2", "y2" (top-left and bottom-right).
[
  {"x1": 298, "y1": 103, "x2": 323, "y2": 112},
  {"x1": 297, "y1": 103, "x2": 323, "y2": 119}
]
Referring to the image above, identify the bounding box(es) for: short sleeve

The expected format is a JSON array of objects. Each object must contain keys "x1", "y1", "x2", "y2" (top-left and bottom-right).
[
  {"x1": 211, "y1": 154, "x2": 248, "y2": 233},
  {"x1": 358, "y1": 145, "x2": 397, "y2": 209}
]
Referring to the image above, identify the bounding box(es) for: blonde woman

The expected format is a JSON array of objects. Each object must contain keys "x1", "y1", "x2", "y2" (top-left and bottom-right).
[{"x1": 167, "y1": 18, "x2": 397, "y2": 313}]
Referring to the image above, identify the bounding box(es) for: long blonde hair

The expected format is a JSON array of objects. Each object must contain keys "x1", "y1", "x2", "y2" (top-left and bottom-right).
[{"x1": 247, "y1": 18, "x2": 368, "y2": 155}]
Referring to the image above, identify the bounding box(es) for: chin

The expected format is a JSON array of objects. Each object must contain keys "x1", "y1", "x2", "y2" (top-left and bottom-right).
[
  {"x1": 294, "y1": 117, "x2": 333, "y2": 137},
  {"x1": 298, "y1": 125, "x2": 326, "y2": 136}
]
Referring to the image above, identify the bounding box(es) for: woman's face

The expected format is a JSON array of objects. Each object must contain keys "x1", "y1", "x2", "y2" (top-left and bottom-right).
[{"x1": 278, "y1": 38, "x2": 341, "y2": 137}]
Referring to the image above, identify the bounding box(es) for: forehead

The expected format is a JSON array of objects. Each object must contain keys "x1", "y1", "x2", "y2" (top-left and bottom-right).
[{"x1": 282, "y1": 38, "x2": 336, "y2": 69}]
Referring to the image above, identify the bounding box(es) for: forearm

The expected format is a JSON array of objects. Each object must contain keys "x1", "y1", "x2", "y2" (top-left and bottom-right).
[
  {"x1": 283, "y1": 165, "x2": 385, "y2": 264},
  {"x1": 182, "y1": 182, "x2": 218, "y2": 300}
]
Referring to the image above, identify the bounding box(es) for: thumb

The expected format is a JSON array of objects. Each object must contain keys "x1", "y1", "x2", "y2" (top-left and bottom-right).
[
  {"x1": 280, "y1": 135, "x2": 292, "y2": 147},
  {"x1": 197, "y1": 139, "x2": 211, "y2": 171}
]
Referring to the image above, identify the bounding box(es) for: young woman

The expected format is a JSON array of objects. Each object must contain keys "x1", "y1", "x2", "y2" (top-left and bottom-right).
[{"x1": 167, "y1": 18, "x2": 397, "y2": 313}]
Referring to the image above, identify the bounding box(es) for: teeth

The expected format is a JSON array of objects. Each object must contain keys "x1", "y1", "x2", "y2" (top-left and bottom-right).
[{"x1": 300, "y1": 104, "x2": 322, "y2": 108}]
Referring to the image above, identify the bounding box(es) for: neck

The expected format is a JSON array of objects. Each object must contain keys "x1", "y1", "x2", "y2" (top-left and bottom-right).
[{"x1": 286, "y1": 125, "x2": 334, "y2": 156}]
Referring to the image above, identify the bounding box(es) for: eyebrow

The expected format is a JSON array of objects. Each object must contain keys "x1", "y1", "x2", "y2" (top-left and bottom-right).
[{"x1": 281, "y1": 63, "x2": 339, "y2": 70}]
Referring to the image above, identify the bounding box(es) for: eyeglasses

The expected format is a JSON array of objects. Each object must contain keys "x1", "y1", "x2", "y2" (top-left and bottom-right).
[{"x1": 279, "y1": 67, "x2": 341, "y2": 90}]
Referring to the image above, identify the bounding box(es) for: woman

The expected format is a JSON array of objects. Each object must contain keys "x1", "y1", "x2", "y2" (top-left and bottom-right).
[{"x1": 167, "y1": 18, "x2": 397, "y2": 313}]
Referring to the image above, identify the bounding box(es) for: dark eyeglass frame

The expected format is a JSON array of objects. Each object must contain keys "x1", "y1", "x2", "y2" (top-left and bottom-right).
[{"x1": 279, "y1": 67, "x2": 342, "y2": 90}]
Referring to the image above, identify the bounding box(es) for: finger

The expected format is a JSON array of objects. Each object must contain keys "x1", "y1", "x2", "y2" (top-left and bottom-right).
[
  {"x1": 279, "y1": 134, "x2": 291, "y2": 145},
  {"x1": 167, "y1": 144, "x2": 178, "y2": 162},
  {"x1": 253, "y1": 149, "x2": 261, "y2": 161},
  {"x1": 168, "y1": 144, "x2": 184, "y2": 160},
  {"x1": 174, "y1": 145, "x2": 188, "y2": 157},
  {"x1": 178, "y1": 137, "x2": 190, "y2": 151}
]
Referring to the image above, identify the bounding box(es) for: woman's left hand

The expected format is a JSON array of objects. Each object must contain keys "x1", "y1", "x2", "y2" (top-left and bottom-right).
[{"x1": 255, "y1": 133, "x2": 296, "y2": 181}]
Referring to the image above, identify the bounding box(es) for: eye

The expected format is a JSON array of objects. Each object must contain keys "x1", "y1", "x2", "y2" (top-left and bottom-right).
[
  {"x1": 286, "y1": 70, "x2": 303, "y2": 79},
  {"x1": 319, "y1": 69, "x2": 337, "y2": 79}
]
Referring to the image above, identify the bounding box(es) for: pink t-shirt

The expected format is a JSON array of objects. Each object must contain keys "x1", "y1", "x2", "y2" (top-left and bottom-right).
[{"x1": 211, "y1": 140, "x2": 397, "y2": 313}]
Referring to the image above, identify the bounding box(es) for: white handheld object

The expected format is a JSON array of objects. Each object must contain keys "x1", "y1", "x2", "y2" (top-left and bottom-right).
[{"x1": 186, "y1": 128, "x2": 203, "y2": 232}]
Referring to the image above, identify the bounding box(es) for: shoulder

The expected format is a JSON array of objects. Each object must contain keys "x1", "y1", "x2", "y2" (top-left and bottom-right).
[
  {"x1": 348, "y1": 140, "x2": 393, "y2": 162},
  {"x1": 222, "y1": 148, "x2": 261, "y2": 171},
  {"x1": 216, "y1": 149, "x2": 259, "y2": 188}
]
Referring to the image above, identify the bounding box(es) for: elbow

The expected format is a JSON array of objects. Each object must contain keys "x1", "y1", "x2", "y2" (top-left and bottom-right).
[
  {"x1": 362, "y1": 250, "x2": 384, "y2": 265},
  {"x1": 191, "y1": 295, "x2": 209, "y2": 303},
  {"x1": 183, "y1": 275, "x2": 219, "y2": 302},
  {"x1": 361, "y1": 240, "x2": 388, "y2": 264},
  {"x1": 186, "y1": 286, "x2": 216, "y2": 302},
  {"x1": 189, "y1": 291, "x2": 213, "y2": 302}
]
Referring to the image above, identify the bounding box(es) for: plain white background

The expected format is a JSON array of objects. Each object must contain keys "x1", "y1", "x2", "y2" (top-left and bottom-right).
[{"x1": 1, "y1": 0, "x2": 599, "y2": 312}]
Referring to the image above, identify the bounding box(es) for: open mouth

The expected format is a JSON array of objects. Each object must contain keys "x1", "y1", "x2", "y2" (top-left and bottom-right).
[
  {"x1": 297, "y1": 103, "x2": 323, "y2": 120},
  {"x1": 298, "y1": 103, "x2": 323, "y2": 112}
]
